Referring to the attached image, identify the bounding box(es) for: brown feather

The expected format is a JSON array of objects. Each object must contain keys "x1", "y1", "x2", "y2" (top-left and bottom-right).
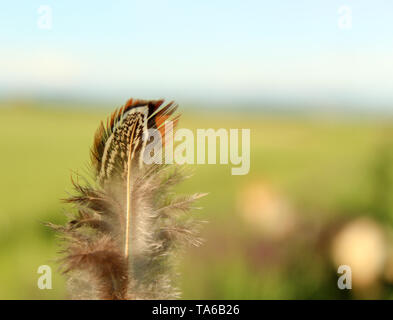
[{"x1": 48, "y1": 98, "x2": 206, "y2": 300}]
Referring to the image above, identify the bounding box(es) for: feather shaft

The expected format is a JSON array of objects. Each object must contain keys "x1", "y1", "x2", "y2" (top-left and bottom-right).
[{"x1": 125, "y1": 121, "x2": 137, "y2": 259}]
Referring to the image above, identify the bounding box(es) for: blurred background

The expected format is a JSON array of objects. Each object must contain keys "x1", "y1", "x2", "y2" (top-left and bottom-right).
[{"x1": 0, "y1": 0, "x2": 393, "y2": 299}]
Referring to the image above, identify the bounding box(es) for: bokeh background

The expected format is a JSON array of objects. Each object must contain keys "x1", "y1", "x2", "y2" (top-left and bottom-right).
[{"x1": 1, "y1": 0, "x2": 393, "y2": 299}]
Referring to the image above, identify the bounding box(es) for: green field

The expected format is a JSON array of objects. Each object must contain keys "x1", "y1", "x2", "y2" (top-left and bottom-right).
[{"x1": 0, "y1": 100, "x2": 392, "y2": 299}]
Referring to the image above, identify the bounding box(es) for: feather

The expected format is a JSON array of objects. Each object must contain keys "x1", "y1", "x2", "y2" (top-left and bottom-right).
[{"x1": 49, "y1": 98, "x2": 206, "y2": 300}]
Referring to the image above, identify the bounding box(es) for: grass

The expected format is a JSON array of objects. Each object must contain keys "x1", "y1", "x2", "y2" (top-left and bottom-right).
[{"x1": 0, "y1": 101, "x2": 392, "y2": 299}]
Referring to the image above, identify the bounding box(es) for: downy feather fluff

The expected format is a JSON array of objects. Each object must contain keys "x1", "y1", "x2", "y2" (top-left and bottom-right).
[{"x1": 48, "y1": 98, "x2": 206, "y2": 300}]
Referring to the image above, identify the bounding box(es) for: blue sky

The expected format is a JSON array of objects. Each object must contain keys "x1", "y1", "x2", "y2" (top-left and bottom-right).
[{"x1": 0, "y1": 1, "x2": 392, "y2": 109}]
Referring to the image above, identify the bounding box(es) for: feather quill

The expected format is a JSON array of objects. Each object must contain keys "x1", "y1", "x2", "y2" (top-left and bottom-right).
[{"x1": 48, "y1": 98, "x2": 206, "y2": 300}]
